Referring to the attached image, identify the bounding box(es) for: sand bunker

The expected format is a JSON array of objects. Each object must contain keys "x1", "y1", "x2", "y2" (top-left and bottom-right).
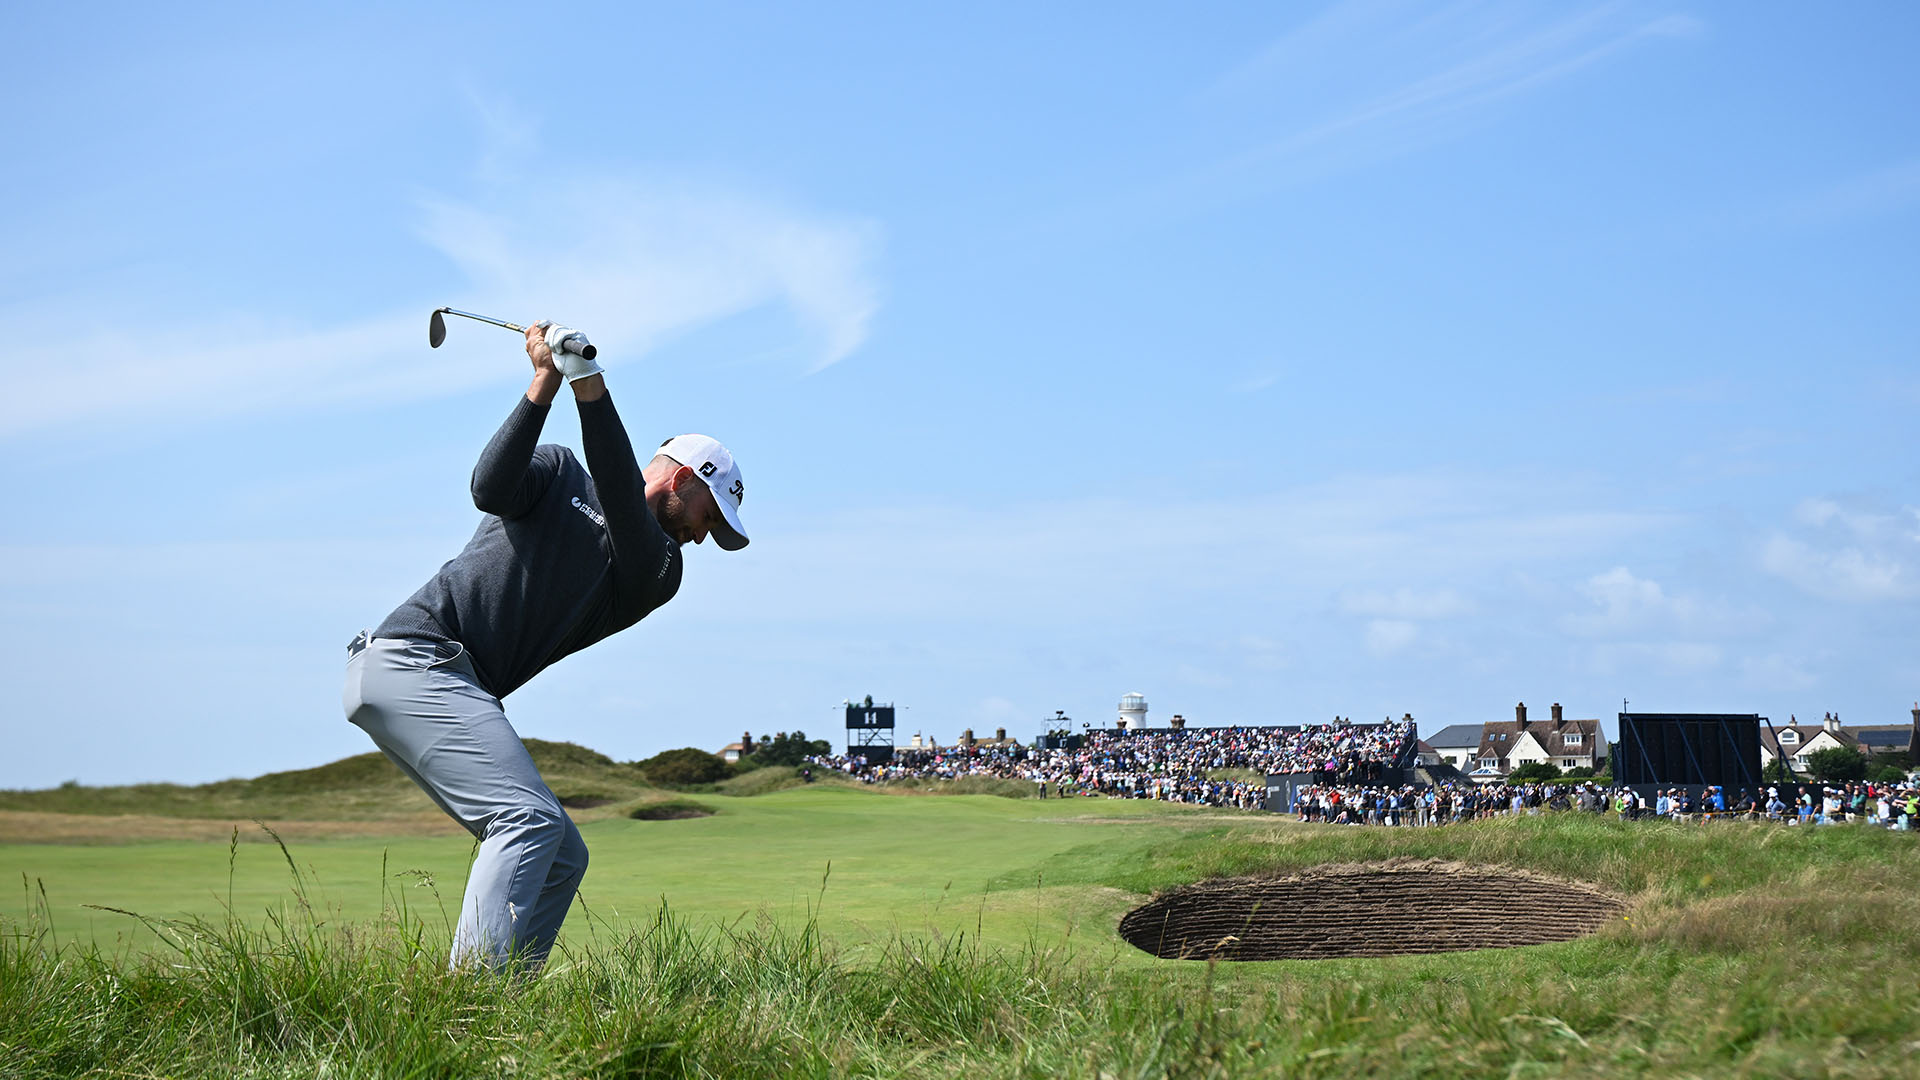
[
  {"x1": 1119, "y1": 859, "x2": 1626, "y2": 961},
  {"x1": 628, "y1": 803, "x2": 714, "y2": 820}
]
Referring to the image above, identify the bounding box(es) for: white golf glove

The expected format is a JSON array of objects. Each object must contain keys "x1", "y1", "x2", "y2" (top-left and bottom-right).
[{"x1": 543, "y1": 322, "x2": 604, "y2": 382}]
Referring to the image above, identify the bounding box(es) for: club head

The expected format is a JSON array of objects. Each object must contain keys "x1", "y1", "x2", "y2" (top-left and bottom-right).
[{"x1": 428, "y1": 309, "x2": 447, "y2": 349}]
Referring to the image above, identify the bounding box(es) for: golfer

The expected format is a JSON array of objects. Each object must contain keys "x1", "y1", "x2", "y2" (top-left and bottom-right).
[{"x1": 342, "y1": 320, "x2": 748, "y2": 973}]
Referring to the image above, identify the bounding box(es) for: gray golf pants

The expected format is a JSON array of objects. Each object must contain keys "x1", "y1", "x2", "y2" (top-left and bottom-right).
[{"x1": 342, "y1": 636, "x2": 587, "y2": 973}]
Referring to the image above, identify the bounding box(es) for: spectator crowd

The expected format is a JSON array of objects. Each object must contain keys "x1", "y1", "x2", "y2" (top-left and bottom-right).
[
  {"x1": 1289, "y1": 779, "x2": 1920, "y2": 829},
  {"x1": 807, "y1": 720, "x2": 1416, "y2": 811},
  {"x1": 804, "y1": 718, "x2": 1918, "y2": 829}
]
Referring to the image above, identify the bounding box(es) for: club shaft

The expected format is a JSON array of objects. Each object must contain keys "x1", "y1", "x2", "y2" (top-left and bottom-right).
[{"x1": 437, "y1": 308, "x2": 525, "y2": 334}]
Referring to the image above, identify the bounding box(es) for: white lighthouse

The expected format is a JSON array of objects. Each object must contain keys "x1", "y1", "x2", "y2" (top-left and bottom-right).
[{"x1": 1117, "y1": 692, "x2": 1149, "y2": 730}]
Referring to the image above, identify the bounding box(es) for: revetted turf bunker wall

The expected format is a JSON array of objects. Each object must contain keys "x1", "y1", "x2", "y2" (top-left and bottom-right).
[{"x1": 1119, "y1": 859, "x2": 1627, "y2": 961}]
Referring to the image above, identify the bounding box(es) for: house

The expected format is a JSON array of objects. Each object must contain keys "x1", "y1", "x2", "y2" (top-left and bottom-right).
[
  {"x1": 953, "y1": 727, "x2": 1022, "y2": 750},
  {"x1": 1844, "y1": 704, "x2": 1919, "y2": 766},
  {"x1": 1761, "y1": 714, "x2": 1859, "y2": 775},
  {"x1": 720, "y1": 730, "x2": 755, "y2": 764},
  {"x1": 1425, "y1": 724, "x2": 1484, "y2": 771},
  {"x1": 1763, "y1": 706, "x2": 1919, "y2": 775},
  {"x1": 1469, "y1": 702, "x2": 1605, "y2": 782}
]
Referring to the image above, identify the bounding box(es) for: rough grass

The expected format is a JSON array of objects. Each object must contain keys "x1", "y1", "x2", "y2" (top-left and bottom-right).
[
  {"x1": 714, "y1": 764, "x2": 809, "y2": 796},
  {"x1": 5, "y1": 814, "x2": 1920, "y2": 1078},
  {"x1": 7, "y1": 752, "x2": 1920, "y2": 1076},
  {"x1": 0, "y1": 809, "x2": 467, "y2": 846},
  {"x1": 873, "y1": 775, "x2": 1040, "y2": 799},
  {"x1": 715, "y1": 768, "x2": 1039, "y2": 800},
  {"x1": 626, "y1": 798, "x2": 715, "y2": 821},
  {"x1": 1027, "y1": 810, "x2": 1920, "y2": 901}
]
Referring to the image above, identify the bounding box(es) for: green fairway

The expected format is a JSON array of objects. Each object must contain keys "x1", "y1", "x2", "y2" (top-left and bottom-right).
[
  {"x1": 2, "y1": 787, "x2": 1217, "y2": 956},
  {"x1": 8, "y1": 789, "x2": 1920, "y2": 1077}
]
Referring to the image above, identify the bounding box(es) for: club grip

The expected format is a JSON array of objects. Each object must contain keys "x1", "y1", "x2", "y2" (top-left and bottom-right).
[{"x1": 558, "y1": 335, "x2": 597, "y2": 362}]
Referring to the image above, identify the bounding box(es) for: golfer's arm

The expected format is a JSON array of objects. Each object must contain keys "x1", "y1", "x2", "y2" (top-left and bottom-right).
[
  {"x1": 575, "y1": 390, "x2": 660, "y2": 573},
  {"x1": 471, "y1": 396, "x2": 557, "y2": 518},
  {"x1": 526, "y1": 369, "x2": 564, "y2": 406}
]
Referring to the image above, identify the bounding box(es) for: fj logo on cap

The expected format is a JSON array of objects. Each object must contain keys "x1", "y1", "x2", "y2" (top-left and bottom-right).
[{"x1": 699, "y1": 461, "x2": 716, "y2": 477}]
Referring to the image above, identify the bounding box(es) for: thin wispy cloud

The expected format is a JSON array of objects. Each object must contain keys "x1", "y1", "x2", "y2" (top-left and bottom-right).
[
  {"x1": 0, "y1": 167, "x2": 881, "y2": 439},
  {"x1": 463, "y1": 89, "x2": 542, "y2": 187},
  {"x1": 1740, "y1": 653, "x2": 1818, "y2": 693},
  {"x1": 1561, "y1": 566, "x2": 1701, "y2": 636},
  {"x1": 1761, "y1": 496, "x2": 1920, "y2": 604},
  {"x1": 416, "y1": 176, "x2": 881, "y2": 375},
  {"x1": 1341, "y1": 587, "x2": 1475, "y2": 621},
  {"x1": 1203, "y1": 1, "x2": 1703, "y2": 181},
  {"x1": 680, "y1": 469, "x2": 1676, "y2": 628},
  {"x1": 1365, "y1": 619, "x2": 1420, "y2": 656},
  {"x1": 1586, "y1": 640, "x2": 1723, "y2": 676}
]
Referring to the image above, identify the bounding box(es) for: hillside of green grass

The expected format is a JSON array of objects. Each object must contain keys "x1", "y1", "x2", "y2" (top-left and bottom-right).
[{"x1": 0, "y1": 740, "x2": 664, "y2": 821}]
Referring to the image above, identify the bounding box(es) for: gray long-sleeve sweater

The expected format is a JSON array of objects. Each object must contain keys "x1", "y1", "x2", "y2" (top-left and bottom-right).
[{"x1": 374, "y1": 392, "x2": 682, "y2": 698}]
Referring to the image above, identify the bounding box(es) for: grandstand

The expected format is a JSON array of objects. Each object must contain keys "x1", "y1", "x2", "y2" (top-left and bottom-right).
[{"x1": 811, "y1": 716, "x2": 1420, "y2": 812}]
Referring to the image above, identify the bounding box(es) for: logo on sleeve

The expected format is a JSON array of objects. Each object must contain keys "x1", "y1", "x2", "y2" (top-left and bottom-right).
[{"x1": 569, "y1": 495, "x2": 606, "y2": 528}]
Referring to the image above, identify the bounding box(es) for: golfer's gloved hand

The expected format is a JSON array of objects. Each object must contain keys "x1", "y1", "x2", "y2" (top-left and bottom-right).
[{"x1": 544, "y1": 323, "x2": 603, "y2": 382}]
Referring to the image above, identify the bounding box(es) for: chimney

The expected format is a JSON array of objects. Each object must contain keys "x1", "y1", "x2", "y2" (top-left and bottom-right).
[
  {"x1": 1824, "y1": 712, "x2": 1841, "y2": 734},
  {"x1": 1912, "y1": 702, "x2": 1918, "y2": 727},
  {"x1": 995, "y1": 727, "x2": 1007, "y2": 742},
  {"x1": 1551, "y1": 703, "x2": 1563, "y2": 725},
  {"x1": 742, "y1": 731, "x2": 753, "y2": 755},
  {"x1": 1515, "y1": 702, "x2": 1528, "y2": 729},
  {"x1": 1171, "y1": 714, "x2": 1186, "y2": 730},
  {"x1": 962, "y1": 728, "x2": 975, "y2": 748}
]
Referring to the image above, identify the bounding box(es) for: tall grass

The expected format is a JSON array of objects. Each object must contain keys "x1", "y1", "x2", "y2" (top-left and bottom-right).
[{"x1": 5, "y1": 818, "x2": 1920, "y2": 1078}]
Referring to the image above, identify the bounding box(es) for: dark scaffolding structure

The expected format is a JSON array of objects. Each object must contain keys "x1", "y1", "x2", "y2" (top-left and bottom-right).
[
  {"x1": 844, "y1": 697, "x2": 896, "y2": 765},
  {"x1": 1615, "y1": 712, "x2": 1764, "y2": 798}
]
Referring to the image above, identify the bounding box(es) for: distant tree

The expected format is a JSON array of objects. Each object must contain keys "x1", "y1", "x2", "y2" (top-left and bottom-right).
[
  {"x1": 1870, "y1": 746, "x2": 1916, "y2": 770},
  {"x1": 635, "y1": 747, "x2": 730, "y2": 787},
  {"x1": 750, "y1": 730, "x2": 832, "y2": 768},
  {"x1": 1804, "y1": 745, "x2": 1866, "y2": 783},
  {"x1": 1563, "y1": 766, "x2": 1596, "y2": 779},
  {"x1": 1509, "y1": 762, "x2": 1562, "y2": 782},
  {"x1": 1867, "y1": 760, "x2": 1911, "y2": 784},
  {"x1": 1763, "y1": 755, "x2": 1793, "y2": 783}
]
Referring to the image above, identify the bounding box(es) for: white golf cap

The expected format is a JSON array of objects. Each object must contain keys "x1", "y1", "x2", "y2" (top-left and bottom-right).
[{"x1": 657, "y1": 433, "x2": 749, "y2": 550}]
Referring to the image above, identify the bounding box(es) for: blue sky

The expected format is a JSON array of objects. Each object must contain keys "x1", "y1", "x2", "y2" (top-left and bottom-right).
[{"x1": 3, "y1": 1, "x2": 1916, "y2": 788}]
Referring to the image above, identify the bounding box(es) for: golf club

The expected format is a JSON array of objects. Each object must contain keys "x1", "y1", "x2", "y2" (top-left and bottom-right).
[{"x1": 429, "y1": 307, "x2": 597, "y2": 361}]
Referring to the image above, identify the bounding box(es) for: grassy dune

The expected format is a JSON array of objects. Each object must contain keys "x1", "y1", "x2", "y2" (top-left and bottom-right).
[
  {"x1": 0, "y1": 740, "x2": 664, "y2": 824},
  {"x1": 5, "y1": 769, "x2": 1920, "y2": 1076}
]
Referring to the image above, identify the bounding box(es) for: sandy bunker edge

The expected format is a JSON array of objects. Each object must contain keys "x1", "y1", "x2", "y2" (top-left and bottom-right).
[{"x1": 1119, "y1": 857, "x2": 1630, "y2": 961}]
